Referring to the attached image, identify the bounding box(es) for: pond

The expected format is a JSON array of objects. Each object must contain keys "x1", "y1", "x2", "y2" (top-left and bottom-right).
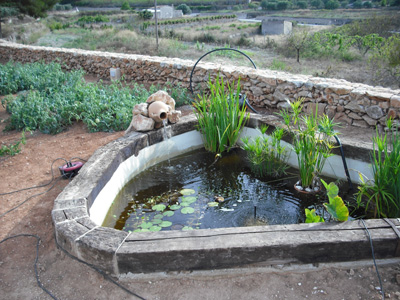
[{"x1": 103, "y1": 148, "x2": 353, "y2": 233}]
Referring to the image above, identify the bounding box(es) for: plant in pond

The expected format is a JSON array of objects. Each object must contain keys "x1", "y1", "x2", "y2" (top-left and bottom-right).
[
  {"x1": 193, "y1": 75, "x2": 250, "y2": 154},
  {"x1": 305, "y1": 180, "x2": 349, "y2": 223},
  {"x1": 279, "y1": 98, "x2": 337, "y2": 191},
  {"x1": 356, "y1": 119, "x2": 400, "y2": 218},
  {"x1": 241, "y1": 125, "x2": 289, "y2": 177}
]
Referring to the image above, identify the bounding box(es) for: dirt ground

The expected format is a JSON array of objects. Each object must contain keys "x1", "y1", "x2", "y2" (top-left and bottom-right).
[{"x1": 1, "y1": 101, "x2": 400, "y2": 300}]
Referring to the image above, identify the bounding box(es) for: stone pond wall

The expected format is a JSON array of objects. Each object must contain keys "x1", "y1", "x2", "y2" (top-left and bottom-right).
[{"x1": 1, "y1": 40, "x2": 400, "y2": 129}]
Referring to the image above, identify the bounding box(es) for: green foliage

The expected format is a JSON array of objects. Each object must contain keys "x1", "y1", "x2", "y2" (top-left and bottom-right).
[
  {"x1": 15, "y1": 0, "x2": 57, "y2": 18},
  {"x1": 321, "y1": 179, "x2": 349, "y2": 221},
  {"x1": 297, "y1": 1, "x2": 308, "y2": 8},
  {"x1": 279, "y1": 98, "x2": 337, "y2": 189},
  {"x1": 270, "y1": 59, "x2": 286, "y2": 71},
  {"x1": 0, "y1": 131, "x2": 26, "y2": 157},
  {"x1": 0, "y1": 61, "x2": 189, "y2": 134},
  {"x1": 277, "y1": 1, "x2": 290, "y2": 9},
  {"x1": 121, "y1": 1, "x2": 130, "y2": 10},
  {"x1": 241, "y1": 126, "x2": 289, "y2": 177},
  {"x1": 305, "y1": 180, "x2": 349, "y2": 223},
  {"x1": 325, "y1": 0, "x2": 340, "y2": 9},
  {"x1": 193, "y1": 75, "x2": 249, "y2": 154},
  {"x1": 305, "y1": 208, "x2": 325, "y2": 223},
  {"x1": 363, "y1": 1, "x2": 373, "y2": 7},
  {"x1": 138, "y1": 10, "x2": 153, "y2": 20},
  {"x1": 356, "y1": 119, "x2": 400, "y2": 218},
  {"x1": 76, "y1": 14, "x2": 110, "y2": 26},
  {"x1": 310, "y1": 0, "x2": 323, "y2": 8},
  {"x1": 176, "y1": 4, "x2": 191, "y2": 15}
]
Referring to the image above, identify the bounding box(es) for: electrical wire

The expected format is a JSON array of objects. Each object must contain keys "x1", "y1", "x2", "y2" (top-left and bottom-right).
[
  {"x1": 0, "y1": 234, "x2": 58, "y2": 300},
  {"x1": 360, "y1": 218, "x2": 385, "y2": 300}
]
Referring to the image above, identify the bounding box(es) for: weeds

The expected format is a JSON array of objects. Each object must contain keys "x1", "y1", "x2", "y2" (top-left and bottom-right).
[{"x1": 0, "y1": 132, "x2": 26, "y2": 156}]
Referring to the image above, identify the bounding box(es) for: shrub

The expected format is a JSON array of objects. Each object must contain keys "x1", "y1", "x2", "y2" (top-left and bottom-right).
[
  {"x1": 138, "y1": 10, "x2": 153, "y2": 20},
  {"x1": 176, "y1": 4, "x2": 191, "y2": 15},
  {"x1": 325, "y1": 0, "x2": 340, "y2": 9},
  {"x1": 277, "y1": 1, "x2": 289, "y2": 10},
  {"x1": 363, "y1": 1, "x2": 373, "y2": 7},
  {"x1": 298, "y1": 1, "x2": 308, "y2": 8},
  {"x1": 121, "y1": 1, "x2": 130, "y2": 10},
  {"x1": 353, "y1": 0, "x2": 363, "y2": 8}
]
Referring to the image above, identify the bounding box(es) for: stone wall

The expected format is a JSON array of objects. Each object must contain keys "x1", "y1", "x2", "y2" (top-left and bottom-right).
[{"x1": 1, "y1": 40, "x2": 399, "y2": 129}]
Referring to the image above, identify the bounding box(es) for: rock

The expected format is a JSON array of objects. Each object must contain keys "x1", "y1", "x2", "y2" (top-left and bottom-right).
[
  {"x1": 396, "y1": 273, "x2": 400, "y2": 285},
  {"x1": 277, "y1": 100, "x2": 291, "y2": 110},
  {"x1": 132, "y1": 103, "x2": 148, "y2": 116},
  {"x1": 390, "y1": 95, "x2": 400, "y2": 108},
  {"x1": 125, "y1": 114, "x2": 154, "y2": 134},
  {"x1": 349, "y1": 269, "x2": 355, "y2": 276},
  {"x1": 273, "y1": 89, "x2": 289, "y2": 102},
  {"x1": 146, "y1": 90, "x2": 176, "y2": 110},
  {"x1": 362, "y1": 115, "x2": 378, "y2": 126},
  {"x1": 344, "y1": 101, "x2": 365, "y2": 113},
  {"x1": 168, "y1": 110, "x2": 181, "y2": 124},
  {"x1": 366, "y1": 105, "x2": 384, "y2": 120}
]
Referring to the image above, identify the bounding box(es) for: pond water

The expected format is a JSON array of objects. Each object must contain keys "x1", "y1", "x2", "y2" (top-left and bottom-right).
[{"x1": 104, "y1": 148, "x2": 354, "y2": 233}]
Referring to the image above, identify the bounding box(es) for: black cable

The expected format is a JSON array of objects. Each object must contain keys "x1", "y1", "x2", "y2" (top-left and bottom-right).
[
  {"x1": 360, "y1": 219, "x2": 385, "y2": 300},
  {"x1": 0, "y1": 234, "x2": 58, "y2": 300},
  {"x1": 54, "y1": 236, "x2": 146, "y2": 300},
  {"x1": 0, "y1": 158, "x2": 68, "y2": 196},
  {"x1": 0, "y1": 176, "x2": 63, "y2": 218}
]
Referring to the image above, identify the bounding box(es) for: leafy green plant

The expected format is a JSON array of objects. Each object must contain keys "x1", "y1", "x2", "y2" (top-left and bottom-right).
[
  {"x1": 305, "y1": 179, "x2": 349, "y2": 223},
  {"x1": 0, "y1": 131, "x2": 26, "y2": 156},
  {"x1": 279, "y1": 98, "x2": 337, "y2": 190},
  {"x1": 241, "y1": 125, "x2": 289, "y2": 177},
  {"x1": 193, "y1": 75, "x2": 249, "y2": 154},
  {"x1": 356, "y1": 119, "x2": 400, "y2": 218}
]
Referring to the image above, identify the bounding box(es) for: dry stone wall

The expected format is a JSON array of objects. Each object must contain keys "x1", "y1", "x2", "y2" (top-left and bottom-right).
[{"x1": 1, "y1": 40, "x2": 399, "y2": 129}]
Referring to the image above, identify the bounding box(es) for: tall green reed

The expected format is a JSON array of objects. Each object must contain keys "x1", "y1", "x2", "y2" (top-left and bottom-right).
[
  {"x1": 356, "y1": 119, "x2": 400, "y2": 218},
  {"x1": 193, "y1": 75, "x2": 249, "y2": 154}
]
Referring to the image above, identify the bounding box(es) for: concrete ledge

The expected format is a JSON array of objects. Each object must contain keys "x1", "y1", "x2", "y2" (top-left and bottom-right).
[{"x1": 52, "y1": 114, "x2": 400, "y2": 275}]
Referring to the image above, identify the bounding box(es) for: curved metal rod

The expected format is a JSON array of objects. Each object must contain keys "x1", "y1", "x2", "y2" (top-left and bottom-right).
[
  {"x1": 333, "y1": 134, "x2": 354, "y2": 191},
  {"x1": 189, "y1": 48, "x2": 259, "y2": 114}
]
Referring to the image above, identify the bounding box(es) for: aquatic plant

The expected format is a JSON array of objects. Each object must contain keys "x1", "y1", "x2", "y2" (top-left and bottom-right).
[
  {"x1": 305, "y1": 179, "x2": 349, "y2": 223},
  {"x1": 193, "y1": 75, "x2": 249, "y2": 154},
  {"x1": 356, "y1": 118, "x2": 400, "y2": 218},
  {"x1": 241, "y1": 125, "x2": 289, "y2": 177},
  {"x1": 279, "y1": 98, "x2": 337, "y2": 190}
]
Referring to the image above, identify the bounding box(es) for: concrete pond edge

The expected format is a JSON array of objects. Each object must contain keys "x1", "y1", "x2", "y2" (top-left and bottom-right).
[{"x1": 52, "y1": 114, "x2": 400, "y2": 275}]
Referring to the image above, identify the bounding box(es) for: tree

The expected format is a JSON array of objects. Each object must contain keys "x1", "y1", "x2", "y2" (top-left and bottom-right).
[
  {"x1": 325, "y1": 0, "x2": 340, "y2": 9},
  {"x1": 138, "y1": 10, "x2": 153, "y2": 20},
  {"x1": 121, "y1": 1, "x2": 131, "y2": 10},
  {"x1": 311, "y1": 0, "x2": 323, "y2": 8},
  {"x1": 298, "y1": 1, "x2": 308, "y2": 8},
  {"x1": 13, "y1": 0, "x2": 57, "y2": 18},
  {"x1": 277, "y1": 1, "x2": 289, "y2": 9},
  {"x1": 287, "y1": 29, "x2": 309, "y2": 63},
  {"x1": 176, "y1": 4, "x2": 191, "y2": 15}
]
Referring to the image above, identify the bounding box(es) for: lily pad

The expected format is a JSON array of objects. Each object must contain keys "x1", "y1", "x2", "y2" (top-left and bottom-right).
[
  {"x1": 182, "y1": 196, "x2": 197, "y2": 203},
  {"x1": 152, "y1": 204, "x2": 166, "y2": 212},
  {"x1": 149, "y1": 225, "x2": 162, "y2": 232},
  {"x1": 160, "y1": 221, "x2": 173, "y2": 228},
  {"x1": 163, "y1": 211, "x2": 174, "y2": 217},
  {"x1": 153, "y1": 214, "x2": 163, "y2": 219},
  {"x1": 207, "y1": 202, "x2": 219, "y2": 207},
  {"x1": 182, "y1": 226, "x2": 194, "y2": 231},
  {"x1": 151, "y1": 218, "x2": 162, "y2": 225},
  {"x1": 181, "y1": 207, "x2": 195, "y2": 214},
  {"x1": 170, "y1": 204, "x2": 181, "y2": 210},
  {"x1": 140, "y1": 222, "x2": 153, "y2": 229},
  {"x1": 180, "y1": 189, "x2": 195, "y2": 196},
  {"x1": 133, "y1": 228, "x2": 150, "y2": 232},
  {"x1": 180, "y1": 201, "x2": 192, "y2": 207}
]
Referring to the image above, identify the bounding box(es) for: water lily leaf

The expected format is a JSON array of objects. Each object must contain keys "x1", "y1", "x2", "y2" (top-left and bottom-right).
[
  {"x1": 207, "y1": 202, "x2": 219, "y2": 207},
  {"x1": 181, "y1": 207, "x2": 195, "y2": 214},
  {"x1": 182, "y1": 226, "x2": 194, "y2": 231},
  {"x1": 149, "y1": 225, "x2": 162, "y2": 232},
  {"x1": 170, "y1": 204, "x2": 181, "y2": 210},
  {"x1": 154, "y1": 214, "x2": 163, "y2": 219},
  {"x1": 160, "y1": 221, "x2": 173, "y2": 228},
  {"x1": 152, "y1": 204, "x2": 166, "y2": 212},
  {"x1": 163, "y1": 211, "x2": 174, "y2": 217},
  {"x1": 133, "y1": 228, "x2": 150, "y2": 232},
  {"x1": 151, "y1": 218, "x2": 162, "y2": 224},
  {"x1": 180, "y1": 189, "x2": 195, "y2": 195},
  {"x1": 140, "y1": 222, "x2": 153, "y2": 229},
  {"x1": 182, "y1": 196, "x2": 197, "y2": 203},
  {"x1": 180, "y1": 201, "x2": 192, "y2": 207}
]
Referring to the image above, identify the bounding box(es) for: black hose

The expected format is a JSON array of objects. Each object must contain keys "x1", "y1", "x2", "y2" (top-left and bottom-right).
[
  {"x1": 333, "y1": 135, "x2": 354, "y2": 190},
  {"x1": 189, "y1": 48, "x2": 259, "y2": 114}
]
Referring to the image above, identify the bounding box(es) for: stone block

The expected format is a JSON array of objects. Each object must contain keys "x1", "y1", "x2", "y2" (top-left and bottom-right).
[
  {"x1": 390, "y1": 95, "x2": 400, "y2": 108},
  {"x1": 366, "y1": 105, "x2": 384, "y2": 120},
  {"x1": 77, "y1": 227, "x2": 128, "y2": 274},
  {"x1": 55, "y1": 220, "x2": 91, "y2": 254}
]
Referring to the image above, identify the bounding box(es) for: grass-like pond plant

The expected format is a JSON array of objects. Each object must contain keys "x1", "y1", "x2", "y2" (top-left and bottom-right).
[
  {"x1": 356, "y1": 118, "x2": 400, "y2": 218},
  {"x1": 241, "y1": 125, "x2": 289, "y2": 177},
  {"x1": 193, "y1": 75, "x2": 249, "y2": 154},
  {"x1": 279, "y1": 98, "x2": 337, "y2": 191}
]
